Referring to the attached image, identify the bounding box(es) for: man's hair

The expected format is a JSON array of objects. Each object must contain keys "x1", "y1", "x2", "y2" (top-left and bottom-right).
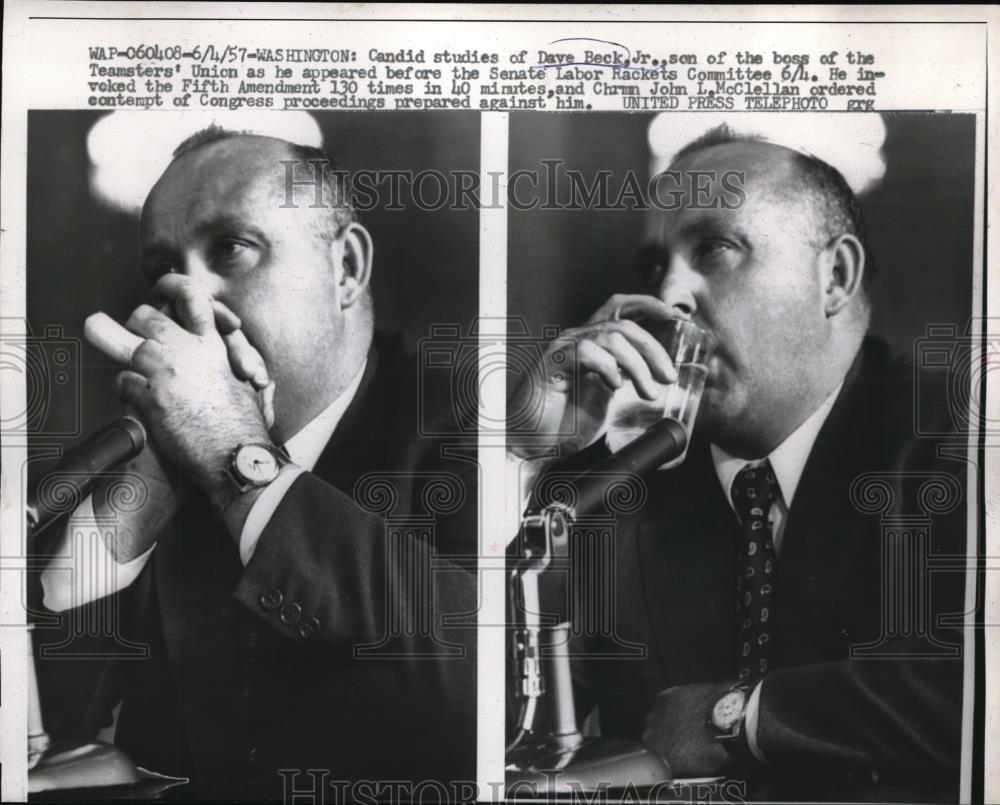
[
  {"x1": 171, "y1": 125, "x2": 358, "y2": 239},
  {"x1": 674, "y1": 124, "x2": 877, "y2": 303}
]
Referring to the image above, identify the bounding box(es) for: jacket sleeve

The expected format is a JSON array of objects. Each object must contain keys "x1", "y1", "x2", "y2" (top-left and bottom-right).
[
  {"x1": 232, "y1": 470, "x2": 478, "y2": 657},
  {"x1": 756, "y1": 647, "x2": 964, "y2": 777},
  {"x1": 755, "y1": 457, "x2": 969, "y2": 778}
]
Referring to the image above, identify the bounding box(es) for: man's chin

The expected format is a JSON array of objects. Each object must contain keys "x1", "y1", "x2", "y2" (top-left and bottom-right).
[{"x1": 694, "y1": 386, "x2": 740, "y2": 440}]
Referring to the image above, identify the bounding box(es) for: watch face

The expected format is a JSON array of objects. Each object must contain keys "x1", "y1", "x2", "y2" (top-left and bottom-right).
[
  {"x1": 233, "y1": 444, "x2": 279, "y2": 485},
  {"x1": 711, "y1": 690, "x2": 747, "y2": 730}
]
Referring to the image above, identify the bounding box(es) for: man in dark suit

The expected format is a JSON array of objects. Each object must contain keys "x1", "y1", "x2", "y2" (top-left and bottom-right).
[
  {"x1": 509, "y1": 125, "x2": 969, "y2": 795},
  {"x1": 35, "y1": 128, "x2": 477, "y2": 799}
]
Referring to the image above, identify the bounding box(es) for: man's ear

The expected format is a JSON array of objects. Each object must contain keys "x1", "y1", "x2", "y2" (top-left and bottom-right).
[
  {"x1": 335, "y1": 222, "x2": 373, "y2": 310},
  {"x1": 822, "y1": 233, "x2": 865, "y2": 318}
]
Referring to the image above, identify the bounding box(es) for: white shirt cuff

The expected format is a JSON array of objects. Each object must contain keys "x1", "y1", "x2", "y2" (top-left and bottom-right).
[
  {"x1": 40, "y1": 494, "x2": 155, "y2": 613},
  {"x1": 745, "y1": 678, "x2": 767, "y2": 764},
  {"x1": 238, "y1": 466, "x2": 304, "y2": 565}
]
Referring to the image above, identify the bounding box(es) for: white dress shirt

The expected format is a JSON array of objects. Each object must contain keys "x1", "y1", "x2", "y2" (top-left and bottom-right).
[
  {"x1": 40, "y1": 361, "x2": 368, "y2": 613},
  {"x1": 710, "y1": 382, "x2": 844, "y2": 763}
]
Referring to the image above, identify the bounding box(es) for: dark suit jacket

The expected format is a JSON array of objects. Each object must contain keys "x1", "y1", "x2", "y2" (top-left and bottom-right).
[
  {"x1": 540, "y1": 337, "x2": 969, "y2": 790},
  {"x1": 35, "y1": 332, "x2": 478, "y2": 800}
]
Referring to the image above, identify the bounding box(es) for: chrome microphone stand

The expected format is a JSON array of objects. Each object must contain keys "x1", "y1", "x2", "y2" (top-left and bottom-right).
[{"x1": 506, "y1": 419, "x2": 687, "y2": 794}]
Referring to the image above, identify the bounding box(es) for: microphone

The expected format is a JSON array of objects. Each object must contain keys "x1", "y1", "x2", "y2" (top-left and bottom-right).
[
  {"x1": 507, "y1": 417, "x2": 686, "y2": 790},
  {"x1": 27, "y1": 416, "x2": 147, "y2": 537},
  {"x1": 562, "y1": 417, "x2": 688, "y2": 519}
]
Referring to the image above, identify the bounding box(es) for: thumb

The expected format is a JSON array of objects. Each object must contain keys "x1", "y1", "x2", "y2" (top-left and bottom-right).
[
  {"x1": 223, "y1": 329, "x2": 270, "y2": 390},
  {"x1": 260, "y1": 382, "x2": 276, "y2": 433}
]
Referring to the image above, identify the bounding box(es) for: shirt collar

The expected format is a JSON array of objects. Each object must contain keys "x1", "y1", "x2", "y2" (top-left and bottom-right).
[
  {"x1": 282, "y1": 359, "x2": 369, "y2": 471},
  {"x1": 711, "y1": 381, "x2": 844, "y2": 511}
]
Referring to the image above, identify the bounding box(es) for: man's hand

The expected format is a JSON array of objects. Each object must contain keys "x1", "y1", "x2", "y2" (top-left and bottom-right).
[
  {"x1": 88, "y1": 276, "x2": 272, "y2": 498},
  {"x1": 642, "y1": 681, "x2": 736, "y2": 778},
  {"x1": 508, "y1": 295, "x2": 678, "y2": 458}
]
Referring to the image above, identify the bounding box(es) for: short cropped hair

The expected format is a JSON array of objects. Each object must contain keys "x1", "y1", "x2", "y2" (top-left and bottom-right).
[
  {"x1": 171, "y1": 125, "x2": 358, "y2": 238},
  {"x1": 673, "y1": 124, "x2": 877, "y2": 302}
]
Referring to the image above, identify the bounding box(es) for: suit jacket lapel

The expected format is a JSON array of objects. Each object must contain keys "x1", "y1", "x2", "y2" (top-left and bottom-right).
[
  {"x1": 310, "y1": 338, "x2": 382, "y2": 486},
  {"x1": 775, "y1": 350, "x2": 869, "y2": 663}
]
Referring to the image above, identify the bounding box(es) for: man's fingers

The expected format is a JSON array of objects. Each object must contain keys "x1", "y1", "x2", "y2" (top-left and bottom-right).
[
  {"x1": 574, "y1": 340, "x2": 623, "y2": 391},
  {"x1": 115, "y1": 369, "x2": 150, "y2": 406},
  {"x1": 153, "y1": 296, "x2": 240, "y2": 336},
  {"x1": 128, "y1": 338, "x2": 165, "y2": 375},
  {"x1": 259, "y1": 382, "x2": 276, "y2": 431},
  {"x1": 587, "y1": 294, "x2": 678, "y2": 326},
  {"x1": 605, "y1": 319, "x2": 677, "y2": 384},
  {"x1": 583, "y1": 300, "x2": 680, "y2": 385},
  {"x1": 223, "y1": 329, "x2": 270, "y2": 389},
  {"x1": 152, "y1": 274, "x2": 217, "y2": 336},
  {"x1": 134, "y1": 291, "x2": 262, "y2": 386},
  {"x1": 594, "y1": 330, "x2": 661, "y2": 400},
  {"x1": 85, "y1": 312, "x2": 144, "y2": 365},
  {"x1": 125, "y1": 304, "x2": 177, "y2": 343},
  {"x1": 563, "y1": 321, "x2": 674, "y2": 398},
  {"x1": 212, "y1": 302, "x2": 242, "y2": 335}
]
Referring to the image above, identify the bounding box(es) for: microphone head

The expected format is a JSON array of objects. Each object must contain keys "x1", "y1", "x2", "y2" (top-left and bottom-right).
[{"x1": 118, "y1": 415, "x2": 147, "y2": 454}]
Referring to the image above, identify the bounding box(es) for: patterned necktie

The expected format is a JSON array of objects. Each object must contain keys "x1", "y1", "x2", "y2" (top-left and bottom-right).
[{"x1": 731, "y1": 461, "x2": 780, "y2": 681}]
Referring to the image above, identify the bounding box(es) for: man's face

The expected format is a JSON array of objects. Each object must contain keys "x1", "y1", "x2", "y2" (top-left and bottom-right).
[
  {"x1": 140, "y1": 136, "x2": 349, "y2": 412},
  {"x1": 638, "y1": 142, "x2": 833, "y2": 453}
]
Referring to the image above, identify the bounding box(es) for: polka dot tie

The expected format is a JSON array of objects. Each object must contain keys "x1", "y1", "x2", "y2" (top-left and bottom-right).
[{"x1": 731, "y1": 461, "x2": 779, "y2": 682}]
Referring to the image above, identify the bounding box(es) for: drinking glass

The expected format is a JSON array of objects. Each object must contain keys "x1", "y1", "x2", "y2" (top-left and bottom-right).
[{"x1": 604, "y1": 318, "x2": 715, "y2": 468}]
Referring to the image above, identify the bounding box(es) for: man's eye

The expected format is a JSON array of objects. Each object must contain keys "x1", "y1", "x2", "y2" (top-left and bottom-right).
[
  {"x1": 694, "y1": 239, "x2": 734, "y2": 261},
  {"x1": 634, "y1": 249, "x2": 667, "y2": 284},
  {"x1": 211, "y1": 238, "x2": 251, "y2": 265}
]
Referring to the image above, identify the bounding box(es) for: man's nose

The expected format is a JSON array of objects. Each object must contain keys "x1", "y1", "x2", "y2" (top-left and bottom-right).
[{"x1": 654, "y1": 257, "x2": 698, "y2": 319}]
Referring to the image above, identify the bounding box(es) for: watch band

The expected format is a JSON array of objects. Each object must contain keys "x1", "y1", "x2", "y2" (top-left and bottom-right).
[
  {"x1": 716, "y1": 716, "x2": 757, "y2": 767},
  {"x1": 209, "y1": 442, "x2": 290, "y2": 515},
  {"x1": 713, "y1": 681, "x2": 759, "y2": 767}
]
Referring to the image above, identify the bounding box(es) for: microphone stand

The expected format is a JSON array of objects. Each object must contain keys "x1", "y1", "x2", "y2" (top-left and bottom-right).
[
  {"x1": 506, "y1": 419, "x2": 686, "y2": 794},
  {"x1": 26, "y1": 538, "x2": 142, "y2": 794},
  {"x1": 26, "y1": 419, "x2": 147, "y2": 794}
]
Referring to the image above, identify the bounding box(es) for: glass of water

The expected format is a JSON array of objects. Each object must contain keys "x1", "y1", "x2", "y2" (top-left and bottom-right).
[{"x1": 604, "y1": 317, "x2": 715, "y2": 468}]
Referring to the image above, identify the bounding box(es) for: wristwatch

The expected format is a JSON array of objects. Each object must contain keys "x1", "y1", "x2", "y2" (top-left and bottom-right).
[
  {"x1": 210, "y1": 442, "x2": 291, "y2": 514},
  {"x1": 711, "y1": 681, "x2": 757, "y2": 765}
]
